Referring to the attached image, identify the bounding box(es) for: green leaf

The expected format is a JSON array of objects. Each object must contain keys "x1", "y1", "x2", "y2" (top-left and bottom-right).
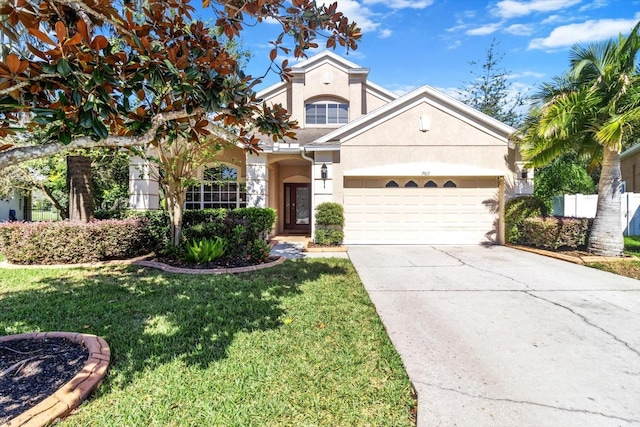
[
  {"x1": 56, "y1": 58, "x2": 72, "y2": 76},
  {"x1": 92, "y1": 118, "x2": 109, "y2": 139},
  {"x1": 59, "y1": 132, "x2": 71, "y2": 145}
]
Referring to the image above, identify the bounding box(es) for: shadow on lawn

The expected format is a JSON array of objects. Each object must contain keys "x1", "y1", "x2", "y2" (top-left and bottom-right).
[{"x1": 0, "y1": 259, "x2": 348, "y2": 388}]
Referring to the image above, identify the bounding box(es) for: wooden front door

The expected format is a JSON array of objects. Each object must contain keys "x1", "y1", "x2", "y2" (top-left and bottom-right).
[{"x1": 284, "y1": 183, "x2": 311, "y2": 232}]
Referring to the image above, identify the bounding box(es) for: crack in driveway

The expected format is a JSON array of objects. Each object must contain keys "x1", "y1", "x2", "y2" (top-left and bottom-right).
[
  {"x1": 415, "y1": 381, "x2": 640, "y2": 424},
  {"x1": 524, "y1": 292, "x2": 640, "y2": 358},
  {"x1": 433, "y1": 247, "x2": 534, "y2": 291}
]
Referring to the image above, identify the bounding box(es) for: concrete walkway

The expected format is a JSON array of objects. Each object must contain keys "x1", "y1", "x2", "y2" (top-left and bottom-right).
[
  {"x1": 348, "y1": 245, "x2": 640, "y2": 427},
  {"x1": 269, "y1": 236, "x2": 348, "y2": 259}
]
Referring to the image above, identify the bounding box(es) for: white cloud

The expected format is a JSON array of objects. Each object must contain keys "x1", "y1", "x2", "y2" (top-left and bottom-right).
[
  {"x1": 388, "y1": 84, "x2": 420, "y2": 96},
  {"x1": 466, "y1": 22, "x2": 503, "y2": 36},
  {"x1": 362, "y1": 0, "x2": 434, "y2": 9},
  {"x1": 331, "y1": 0, "x2": 379, "y2": 33},
  {"x1": 579, "y1": 0, "x2": 609, "y2": 12},
  {"x1": 507, "y1": 71, "x2": 546, "y2": 79},
  {"x1": 379, "y1": 29, "x2": 393, "y2": 38},
  {"x1": 504, "y1": 23, "x2": 535, "y2": 36},
  {"x1": 447, "y1": 40, "x2": 462, "y2": 49},
  {"x1": 493, "y1": 0, "x2": 582, "y2": 19},
  {"x1": 528, "y1": 17, "x2": 640, "y2": 49}
]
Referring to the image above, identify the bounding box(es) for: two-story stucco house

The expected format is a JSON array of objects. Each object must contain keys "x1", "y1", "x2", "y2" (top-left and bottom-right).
[{"x1": 130, "y1": 50, "x2": 532, "y2": 244}]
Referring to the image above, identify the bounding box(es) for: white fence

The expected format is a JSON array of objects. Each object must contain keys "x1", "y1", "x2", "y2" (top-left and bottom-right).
[{"x1": 552, "y1": 193, "x2": 640, "y2": 236}]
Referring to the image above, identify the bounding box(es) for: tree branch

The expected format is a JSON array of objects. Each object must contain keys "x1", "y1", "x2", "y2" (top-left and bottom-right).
[
  {"x1": 0, "y1": 108, "x2": 205, "y2": 169},
  {"x1": 0, "y1": 74, "x2": 60, "y2": 97}
]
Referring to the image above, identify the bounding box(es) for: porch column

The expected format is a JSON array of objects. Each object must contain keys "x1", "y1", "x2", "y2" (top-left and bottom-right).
[
  {"x1": 129, "y1": 156, "x2": 160, "y2": 211},
  {"x1": 246, "y1": 153, "x2": 268, "y2": 208}
]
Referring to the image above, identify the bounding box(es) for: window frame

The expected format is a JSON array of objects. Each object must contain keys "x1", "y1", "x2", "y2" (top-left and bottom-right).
[
  {"x1": 185, "y1": 164, "x2": 246, "y2": 210},
  {"x1": 305, "y1": 101, "x2": 349, "y2": 125}
]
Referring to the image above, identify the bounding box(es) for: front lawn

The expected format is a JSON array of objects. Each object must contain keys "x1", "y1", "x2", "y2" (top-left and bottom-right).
[{"x1": 0, "y1": 259, "x2": 415, "y2": 426}]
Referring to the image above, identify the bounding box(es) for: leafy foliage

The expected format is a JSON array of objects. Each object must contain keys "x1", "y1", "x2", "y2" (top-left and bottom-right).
[
  {"x1": 184, "y1": 236, "x2": 227, "y2": 263},
  {"x1": 314, "y1": 202, "x2": 345, "y2": 226},
  {"x1": 0, "y1": 0, "x2": 361, "y2": 163},
  {"x1": 0, "y1": 219, "x2": 150, "y2": 264},
  {"x1": 516, "y1": 21, "x2": 640, "y2": 256},
  {"x1": 533, "y1": 154, "x2": 597, "y2": 210},
  {"x1": 314, "y1": 202, "x2": 344, "y2": 245},
  {"x1": 519, "y1": 217, "x2": 592, "y2": 250},
  {"x1": 504, "y1": 195, "x2": 548, "y2": 244}
]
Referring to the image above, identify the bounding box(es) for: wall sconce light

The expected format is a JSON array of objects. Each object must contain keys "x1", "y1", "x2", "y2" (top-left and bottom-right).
[
  {"x1": 521, "y1": 168, "x2": 528, "y2": 179},
  {"x1": 419, "y1": 115, "x2": 430, "y2": 132},
  {"x1": 321, "y1": 163, "x2": 328, "y2": 180}
]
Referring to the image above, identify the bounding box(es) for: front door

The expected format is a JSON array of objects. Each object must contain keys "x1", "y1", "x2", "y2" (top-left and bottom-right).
[{"x1": 284, "y1": 183, "x2": 311, "y2": 233}]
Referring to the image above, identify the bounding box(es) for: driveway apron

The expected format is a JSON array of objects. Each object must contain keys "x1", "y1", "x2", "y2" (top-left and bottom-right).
[{"x1": 347, "y1": 245, "x2": 640, "y2": 427}]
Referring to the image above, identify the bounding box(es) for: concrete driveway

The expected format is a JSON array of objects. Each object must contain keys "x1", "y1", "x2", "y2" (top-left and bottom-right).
[{"x1": 347, "y1": 245, "x2": 640, "y2": 427}]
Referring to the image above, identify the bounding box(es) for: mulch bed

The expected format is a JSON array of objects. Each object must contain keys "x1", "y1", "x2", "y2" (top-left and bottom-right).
[
  {"x1": 0, "y1": 337, "x2": 88, "y2": 424},
  {"x1": 152, "y1": 255, "x2": 281, "y2": 270}
]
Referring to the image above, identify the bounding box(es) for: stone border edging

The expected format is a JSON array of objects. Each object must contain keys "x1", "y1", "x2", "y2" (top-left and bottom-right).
[
  {"x1": 0, "y1": 332, "x2": 110, "y2": 427},
  {"x1": 133, "y1": 256, "x2": 287, "y2": 275}
]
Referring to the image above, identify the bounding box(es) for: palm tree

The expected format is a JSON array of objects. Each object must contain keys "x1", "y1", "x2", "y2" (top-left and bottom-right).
[{"x1": 518, "y1": 21, "x2": 640, "y2": 257}]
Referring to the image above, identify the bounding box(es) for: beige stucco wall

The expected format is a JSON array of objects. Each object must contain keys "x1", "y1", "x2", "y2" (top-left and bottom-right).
[
  {"x1": 622, "y1": 151, "x2": 640, "y2": 192},
  {"x1": 260, "y1": 60, "x2": 394, "y2": 127},
  {"x1": 340, "y1": 101, "x2": 511, "y2": 173}
]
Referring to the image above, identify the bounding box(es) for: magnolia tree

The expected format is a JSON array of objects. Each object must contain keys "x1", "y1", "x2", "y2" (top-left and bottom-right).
[{"x1": 0, "y1": 0, "x2": 361, "y2": 244}]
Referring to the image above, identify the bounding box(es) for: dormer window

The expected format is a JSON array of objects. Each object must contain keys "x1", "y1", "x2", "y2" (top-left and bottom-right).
[{"x1": 305, "y1": 102, "x2": 349, "y2": 125}]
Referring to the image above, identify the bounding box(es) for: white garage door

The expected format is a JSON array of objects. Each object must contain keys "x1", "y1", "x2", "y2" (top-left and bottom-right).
[{"x1": 343, "y1": 177, "x2": 499, "y2": 244}]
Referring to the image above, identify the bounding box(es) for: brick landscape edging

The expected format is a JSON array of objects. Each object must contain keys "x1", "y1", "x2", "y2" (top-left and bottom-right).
[
  {"x1": 0, "y1": 332, "x2": 110, "y2": 427},
  {"x1": 133, "y1": 256, "x2": 286, "y2": 274}
]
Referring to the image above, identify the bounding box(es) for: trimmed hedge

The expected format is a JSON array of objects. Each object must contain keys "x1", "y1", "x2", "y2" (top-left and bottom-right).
[
  {"x1": 505, "y1": 195, "x2": 548, "y2": 244},
  {"x1": 314, "y1": 202, "x2": 344, "y2": 246},
  {"x1": 520, "y1": 216, "x2": 592, "y2": 250},
  {"x1": 0, "y1": 219, "x2": 150, "y2": 265}
]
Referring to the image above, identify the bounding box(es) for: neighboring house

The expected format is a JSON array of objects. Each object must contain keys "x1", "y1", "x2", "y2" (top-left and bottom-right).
[
  {"x1": 130, "y1": 51, "x2": 532, "y2": 244},
  {"x1": 621, "y1": 143, "x2": 640, "y2": 192},
  {"x1": 0, "y1": 190, "x2": 30, "y2": 222}
]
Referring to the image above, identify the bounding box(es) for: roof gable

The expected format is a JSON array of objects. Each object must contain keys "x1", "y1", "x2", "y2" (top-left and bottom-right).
[{"x1": 310, "y1": 85, "x2": 517, "y2": 146}]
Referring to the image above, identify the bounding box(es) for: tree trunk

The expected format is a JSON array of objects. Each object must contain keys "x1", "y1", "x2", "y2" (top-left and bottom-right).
[
  {"x1": 588, "y1": 147, "x2": 624, "y2": 256},
  {"x1": 164, "y1": 179, "x2": 185, "y2": 246},
  {"x1": 67, "y1": 155, "x2": 94, "y2": 222}
]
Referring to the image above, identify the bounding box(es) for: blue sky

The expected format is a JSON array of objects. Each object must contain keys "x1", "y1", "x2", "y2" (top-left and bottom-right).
[{"x1": 193, "y1": 0, "x2": 640, "y2": 99}]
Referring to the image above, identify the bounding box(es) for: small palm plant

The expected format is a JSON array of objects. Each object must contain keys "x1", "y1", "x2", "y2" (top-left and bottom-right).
[{"x1": 184, "y1": 237, "x2": 227, "y2": 263}]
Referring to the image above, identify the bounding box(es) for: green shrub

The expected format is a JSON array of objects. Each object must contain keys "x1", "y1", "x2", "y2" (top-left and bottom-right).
[
  {"x1": 504, "y1": 196, "x2": 548, "y2": 244},
  {"x1": 314, "y1": 229, "x2": 344, "y2": 246},
  {"x1": 125, "y1": 210, "x2": 171, "y2": 249},
  {"x1": 314, "y1": 202, "x2": 344, "y2": 245},
  {"x1": 183, "y1": 237, "x2": 227, "y2": 263},
  {"x1": 315, "y1": 202, "x2": 345, "y2": 226},
  {"x1": 247, "y1": 239, "x2": 271, "y2": 264},
  {"x1": 0, "y1": 219, "x2": 151, "y2": 264},
  {"x1": 520, "y1": 216, "x2": 592, "y2": 250},
  {"x1": 230, "y1": 208, "x2": 276, "y2": 241},
  {"x1": 183, "y1": 217, "x2": 249, "y2": 258},
  {"x1": 183, "y1": 209, "x2": 228, "y2": 228}
]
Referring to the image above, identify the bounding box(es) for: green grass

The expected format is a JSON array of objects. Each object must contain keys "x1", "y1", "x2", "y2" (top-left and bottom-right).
[
  {"x1": 624, "y1": 236, "x2": 640, "y2": 257},
  {"x1": 0, "y1": 259, "x2": 415, "y2": 426}
]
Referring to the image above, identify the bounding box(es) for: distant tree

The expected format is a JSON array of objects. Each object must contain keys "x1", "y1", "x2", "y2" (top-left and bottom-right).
[
  {"x1": 533, "y1": 154, "x2": 597, "y2": 210},
  {"x1": 459, "y1": 39, "x2": 526, "y2": 127},
  {"x1": 517, "y1": 22, "x2": 640, "y2": 257}
]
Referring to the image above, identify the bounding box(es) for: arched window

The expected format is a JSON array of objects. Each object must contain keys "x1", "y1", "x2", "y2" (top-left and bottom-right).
[
  {"x1": 185, "y1": 165, "x2": 246, "y2": 210},
  {"x1": 305, "y1": 101, "x2": 349, "y2": 125},
  {"x1": 444, "y1": 180, "x2": 457, "y2": 188},
  {"x1": 404, "y1": 180, "x2": 418, "y2": 187},
  {"x1": 424, "y1": 180, "x2": 438, "y2": 188},
  {"x1": 385, "y1": 180, "x2": 399, "y2": 188}
]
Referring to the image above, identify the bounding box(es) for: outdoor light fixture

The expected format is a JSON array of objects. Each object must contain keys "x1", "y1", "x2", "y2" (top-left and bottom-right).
[
  {"x1": 521, "y1": 168, "x2": 528, "y2": 179},
  {"x1": 321, "y1": 163, "x2": 328, "y2": 180}
]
